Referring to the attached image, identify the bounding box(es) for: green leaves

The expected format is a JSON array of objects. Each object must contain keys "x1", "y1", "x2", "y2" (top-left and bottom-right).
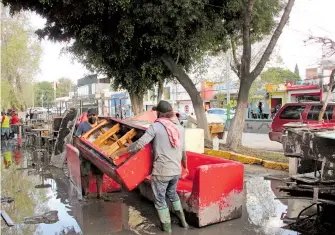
[
  {"x1": 260, "y1": 67, "x2": 301, "y2": 84},
  {"x1": 2, "y1": 0, "x2": 284, "y2": 102},
  {"x1": 1, "y1": 8, "x2": 42, "y2": 110}
]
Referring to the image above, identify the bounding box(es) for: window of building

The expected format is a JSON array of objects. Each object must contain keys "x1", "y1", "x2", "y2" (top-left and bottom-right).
[
  {"x1": 279, "y1": 105, "x2": 305, "y2": 120},
  {"x1": 307, "y1": 105, "x2": 333, "y2": 121}
]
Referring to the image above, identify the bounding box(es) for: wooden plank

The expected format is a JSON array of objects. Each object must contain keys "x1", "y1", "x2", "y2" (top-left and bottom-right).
[
  {"x1": 1, "y1": 210, "x2": 15, "y2": 226},
  {"x1": 82, "y1": 119, "x2": 108, "y2": 139},
  {"x1": 209, "y1": 124, "x2": 224, "y2": 134},
  {"x1": 106, "y1": 129, "x2": 137, "y2": 155},
  {"x1": 93, "y1": 123, "x2": 120, "y2": 146}
]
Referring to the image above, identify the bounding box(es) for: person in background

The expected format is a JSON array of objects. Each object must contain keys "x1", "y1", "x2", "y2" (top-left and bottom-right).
[
  {"x1": 1, "y1": 112, "x2": 11, "y2": 140},
  {"x1": 110, "y1": 100, "x2": 189, "y2": 233},
  {"x1": 175, "y1": 112, "x2": 181, "y2": 122},
  {"x1": 74, "y1": 108, "x2": 104, "y2": 199},
  {"x1": 258, "y1": 102, "x2": 263, "y2": 119},
  {"x1": 10, "y1": 111, "x2": 20, "y2": 137},
  {"x1": 275, "y1": 104, "x2": 282, "y2": 114}
]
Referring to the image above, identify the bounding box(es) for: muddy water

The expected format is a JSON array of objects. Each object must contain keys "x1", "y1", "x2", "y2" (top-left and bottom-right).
[{"x1": 1, "y1": 142, "x2": 301, "y2": 235}]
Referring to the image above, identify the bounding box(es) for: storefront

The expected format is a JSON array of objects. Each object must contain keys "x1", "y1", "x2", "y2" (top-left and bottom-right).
[
  {"x1": 286, "y1": 80, "x2": 322, "y2": 103},
  {"x1": 266, "y1": 84, "x2": 287, "y2": 111}
]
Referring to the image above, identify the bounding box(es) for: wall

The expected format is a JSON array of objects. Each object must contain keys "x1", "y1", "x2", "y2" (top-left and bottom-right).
[{"x1": 243, "y1": 119, "x2": 272, "y2": 134}]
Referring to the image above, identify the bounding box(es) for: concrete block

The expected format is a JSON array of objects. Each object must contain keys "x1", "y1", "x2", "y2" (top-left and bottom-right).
[
  {"x1": 185, "y1": 128, "x2": 204, "y2": 153},
  {"x1": 289, "y1": 158, "x2": 298, "y2": 175}
]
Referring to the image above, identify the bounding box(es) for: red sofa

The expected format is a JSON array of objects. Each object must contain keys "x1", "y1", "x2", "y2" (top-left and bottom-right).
[{"x1": 138, "y1": 151, "x2": 244, "y2": 227}]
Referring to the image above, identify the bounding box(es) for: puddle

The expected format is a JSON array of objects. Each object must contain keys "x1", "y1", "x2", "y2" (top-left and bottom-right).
[{"x1": 0, "y1": 143, "x2": 331, "y2": 235}]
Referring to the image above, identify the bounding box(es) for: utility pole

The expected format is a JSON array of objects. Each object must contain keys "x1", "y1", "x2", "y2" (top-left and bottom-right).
[
  {"x1": 41, "y1": 92, "x2": 44, "y2": 108},
  {"x1": 225, "y1": 56, "x2": 231, "y2": 121}
]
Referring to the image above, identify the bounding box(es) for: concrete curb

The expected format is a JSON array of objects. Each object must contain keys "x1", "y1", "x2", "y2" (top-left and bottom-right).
[{"x1": 204, "y1": 149, "x2": 289, "y2": 171}]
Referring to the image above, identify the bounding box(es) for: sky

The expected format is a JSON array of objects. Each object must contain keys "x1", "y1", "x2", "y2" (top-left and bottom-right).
[{"x1": 29, "y1": 0, "x2": 335, "y2": 83}]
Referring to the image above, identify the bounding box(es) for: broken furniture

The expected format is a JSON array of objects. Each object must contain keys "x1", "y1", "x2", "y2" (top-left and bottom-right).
[
  {"x1": 68, "y1": 117, "x2": 151, "y2": 192},
  {"x1": 138, "y1": 151, "x2": 244, "y2": 227},
  {"x1": 67, "y1": 116, "x2": 244, "y2": 227},
  {"x1": 187, "y1": 114, "x2": 225, "y2": 140},
  {"x1": 66, "y1": 144, "x2": 121, "y2": 198},
  {"x1": 278, "y1": 123, "x2": 335, "y2": 230}
]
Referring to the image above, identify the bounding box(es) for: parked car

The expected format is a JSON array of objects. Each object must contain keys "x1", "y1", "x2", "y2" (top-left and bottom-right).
[
  {"x1": 206, "y1": 108, "x2": 235, "y2": 123},
  {"x1": 27, "y1": 107, "x2": 48, "y2": 114},
  {"x1": 269, "y1": 102, "x2": 335, "y2": 143}
]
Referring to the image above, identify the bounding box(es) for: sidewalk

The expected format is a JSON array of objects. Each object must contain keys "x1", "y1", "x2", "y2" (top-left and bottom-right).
[{"x1": 220, "y1": 132, "x2": 283, "y2": 152}]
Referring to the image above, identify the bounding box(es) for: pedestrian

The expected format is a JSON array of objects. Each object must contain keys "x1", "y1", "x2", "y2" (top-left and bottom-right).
[
  {"x1": 10, "y1": 111, "x2": 20, "y2": 137},
  {"x1": 110, "y1": 100, "x2": 189, "y2": 233},
  {"x1": 1, "y1": 112, "x2": 11, "y2": 140},
  {"x1": 258, "y1": 102, "x2": 263, "y2": 119},
  {"x1": 74, "y1": 108, "x2": 104, "y2": 199}
]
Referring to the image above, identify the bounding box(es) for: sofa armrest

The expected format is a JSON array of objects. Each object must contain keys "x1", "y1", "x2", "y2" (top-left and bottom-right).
[{"x1": 191, "y1": 162, "x2": 244, "y2": 207}]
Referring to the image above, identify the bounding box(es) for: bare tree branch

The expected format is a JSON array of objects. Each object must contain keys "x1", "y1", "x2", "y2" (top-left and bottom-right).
[
  {"x1": 319, "y1": 69, "x2": 335, "y2": 122},
  {"x1": 230, "y1": 63, "x2": 240, "y2": 78},
  {"x1": 251, "y1": 0, "x2": 295, "y2": 79},
  {"x1": 305, "y1": 36, "x2": 335, "y2": 58}
]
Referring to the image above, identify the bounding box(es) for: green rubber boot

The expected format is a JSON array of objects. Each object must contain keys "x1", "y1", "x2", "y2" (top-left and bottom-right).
[
  {"x1": 157, "y1": 208, "x2": 172, "y2": 233},
  {"x1": 172, "y1": 200, "x2": 189, "y2": 228}
]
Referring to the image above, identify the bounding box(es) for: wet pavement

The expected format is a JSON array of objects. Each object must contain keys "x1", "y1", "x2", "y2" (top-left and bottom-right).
[{"x1": 0, "y1": 141, "x2": 313, "y2": 235}]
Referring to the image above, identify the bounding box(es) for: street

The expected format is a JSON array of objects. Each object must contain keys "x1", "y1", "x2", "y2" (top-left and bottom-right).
[
  {"x1": 1, "y1": 144, "x2": 299, "y2": 235},
  {"x1": 222, "y1": 132, "x2": 283, "y2": 152}
]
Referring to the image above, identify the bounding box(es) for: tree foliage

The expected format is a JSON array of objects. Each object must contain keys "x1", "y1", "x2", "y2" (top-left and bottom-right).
[
  {"x1": 260, "y1": 67, "x2": 300, "y2": 84},
  {"x1": 34, "y1": 81, "x2": 53, "y2": 107},
  {"x1": 226, "y1": 0, "x2": 295, "y2": 150},
  {"x1": 1, "y1": 7, "x2": 42, "y2": 110},
  {"x1": 56, "y1": 77, "x2": 73, "y2": 98},
  {"x1": 3, "y1": 0, "x2": 292, "y2": 136}
]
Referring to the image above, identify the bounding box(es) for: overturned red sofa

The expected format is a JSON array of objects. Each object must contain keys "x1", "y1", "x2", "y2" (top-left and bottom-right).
[
  {"x1": 67, "y1": 117, "x2": 244, "y2": 227},
  {"x1": 138, "y1": 151, "x2": 244, "y2": 227}
]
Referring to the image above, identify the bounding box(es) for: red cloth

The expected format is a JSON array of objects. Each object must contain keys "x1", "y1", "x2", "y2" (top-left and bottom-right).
[
  {"x1": 155, "y1": 118, "x2": 180, "y2": 148},
  {"x1": 11, "y1": 115, "x2": 19, "y2": 125}
]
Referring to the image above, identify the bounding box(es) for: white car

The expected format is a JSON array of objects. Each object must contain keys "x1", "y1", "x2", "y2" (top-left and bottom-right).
[
  {"x1": 27, "y1": 107, "x2": 48, "y2": 114},
  {"x1": 206, "y1": 108, "x2": 235, "y2": 123}
]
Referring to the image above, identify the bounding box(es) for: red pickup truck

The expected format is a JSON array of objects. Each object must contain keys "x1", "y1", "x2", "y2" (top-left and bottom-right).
[{"x1": 269, "y1": 102, "x2": 335, "y2": 143}]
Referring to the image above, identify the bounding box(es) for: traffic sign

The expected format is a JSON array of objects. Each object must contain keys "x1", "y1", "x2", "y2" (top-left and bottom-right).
[{"x1": 184, "y1": 105, "x2": 189, "y2": 113}]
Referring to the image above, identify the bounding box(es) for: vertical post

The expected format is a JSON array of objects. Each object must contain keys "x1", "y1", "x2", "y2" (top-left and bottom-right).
[
  {"x1": 18, "y1": 125, "x2": 22, "y2": 148},
  {"x1": 225, "y1": 57, "x2": 231, "y2": 121},
  {"x1": 80, "y1": 100, "x2": 83, "y2": 115},
  {"x1": 54, "y1": 82, "x2": 57, "y2": 104}
]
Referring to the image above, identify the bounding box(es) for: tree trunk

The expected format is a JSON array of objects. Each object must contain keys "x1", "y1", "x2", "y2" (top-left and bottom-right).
[
  {"x1": 318, "y1": 69, "x2": 335, "y2": 122},
  {"x1": 226, "y1": 78, "x2": 252, "y2": 151},
  {"x1": 227, "y1": 0, "x2": 295, "y2": 151},
  {"x1": 161, "y1": 55, "x2": 210, "y2": 139},
  {"x1": 129, "y1": 92, "x2": 144, "y2": 115},
  {"x1": 157, "y1": 79, "x2": 164, "y2": 102}
]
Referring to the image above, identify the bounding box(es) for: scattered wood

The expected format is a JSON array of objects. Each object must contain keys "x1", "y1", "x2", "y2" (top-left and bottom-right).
[
  {"x1": 93, "y1": 123, "x2": 120, "y2": 146},
  {"x1": 1, "y1": 197, "x2": 14, "y2": 204},
  {"x1": 24, "y1": 211, "x2": 59, "y2": 224},
  {"x1": 1, "y1": 210, "x2": 15, "y2": 226},
  {"x1": 105, "y1": 129, "x2": 136, "y2": 155},
  {"x1": 81, "y1": 119, "x2": 108, "y2": 139}
]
